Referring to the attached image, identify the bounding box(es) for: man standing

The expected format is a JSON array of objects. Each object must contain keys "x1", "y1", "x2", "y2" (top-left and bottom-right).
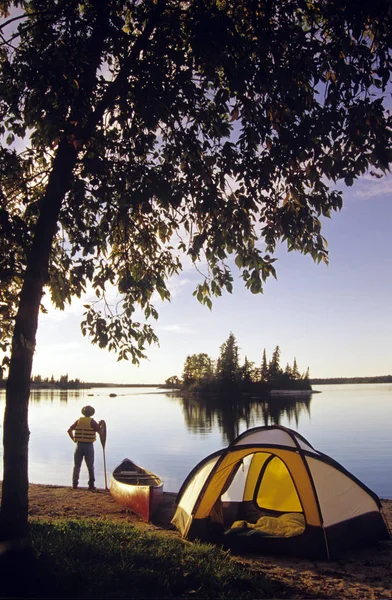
[{"x1": 67, "y1": 405, "x2": 102, "y2": 491}]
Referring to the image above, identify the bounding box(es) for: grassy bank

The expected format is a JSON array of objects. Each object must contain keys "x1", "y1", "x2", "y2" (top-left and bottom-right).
[{"x1": 13, "y1": 518, "x2": 283, "y2": 599}]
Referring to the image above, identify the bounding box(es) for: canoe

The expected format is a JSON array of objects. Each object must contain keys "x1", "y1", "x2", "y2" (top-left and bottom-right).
[{"x1": 110, "y1": 458, "x2": 163, "y2": 521}]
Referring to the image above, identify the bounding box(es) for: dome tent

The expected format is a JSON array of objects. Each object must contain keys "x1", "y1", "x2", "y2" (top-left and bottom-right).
[{"x1": 171, "y1": 425, "x2": 390, "y2": 559}]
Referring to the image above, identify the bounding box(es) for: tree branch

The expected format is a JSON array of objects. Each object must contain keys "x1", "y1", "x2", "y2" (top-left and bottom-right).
[{"x1": 84, "y1": 0, "x2": 168, "y2": 137}]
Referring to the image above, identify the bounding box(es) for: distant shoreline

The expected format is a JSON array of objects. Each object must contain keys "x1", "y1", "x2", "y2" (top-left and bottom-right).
[
  {"x1": 0, "y1": 377, "x2": 391, "y2": 391},
  {"x1": 0, "y1": 382, "x2": 165, "y2": 390},
  {"x1": 309, "y1": 376, "x2": 392, "y2": 385}
]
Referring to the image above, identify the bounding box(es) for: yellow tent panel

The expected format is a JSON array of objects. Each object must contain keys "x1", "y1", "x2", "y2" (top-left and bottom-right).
[{"x1": 256, "y1": 455, "x2": 302, "y2": 513}]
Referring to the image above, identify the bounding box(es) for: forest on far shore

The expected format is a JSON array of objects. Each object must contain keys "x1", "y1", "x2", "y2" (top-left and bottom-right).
[{"x1": 310, "y1": 375, "x2": 392, "y2": 385}]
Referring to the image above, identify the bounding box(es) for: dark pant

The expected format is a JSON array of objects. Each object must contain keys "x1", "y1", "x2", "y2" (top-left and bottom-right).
[{"x1": 73, "y1": 442, "x2": 95, "y2": 487}]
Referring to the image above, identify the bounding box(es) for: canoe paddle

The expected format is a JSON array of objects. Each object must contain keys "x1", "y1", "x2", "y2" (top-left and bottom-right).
[{"x1": 99, "y1": 420, "x2": 108, "y2": 490}]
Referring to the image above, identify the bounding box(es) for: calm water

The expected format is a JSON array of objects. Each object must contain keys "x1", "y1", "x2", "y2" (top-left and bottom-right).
[{"x1": 0, "y1": 383, "x2": 391, "y2": 498}]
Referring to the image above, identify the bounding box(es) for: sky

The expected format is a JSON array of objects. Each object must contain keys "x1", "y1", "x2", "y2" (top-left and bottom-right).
[
  {"x1": 31, "y1": 173, "x2": 392, "y2": 384},
  {"x1": 2, "y1": 6, "x2": 391, "y2": 384}
]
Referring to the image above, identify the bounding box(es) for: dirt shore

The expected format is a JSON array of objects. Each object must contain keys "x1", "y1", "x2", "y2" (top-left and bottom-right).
[{"x1": 20, "y1": 484, "x2": 392, "y2": 599}]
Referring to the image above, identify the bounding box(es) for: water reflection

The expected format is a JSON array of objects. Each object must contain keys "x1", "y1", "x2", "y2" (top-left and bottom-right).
[
  {"x1": 25, "y1": 388, "x2": 312, "y2": 445},
  {"x1": 29, "y1": 389, "x2": 84, "y2": 403},
  {"x1": 171, "y1": 392, "x2": 312, "y2": 444}
]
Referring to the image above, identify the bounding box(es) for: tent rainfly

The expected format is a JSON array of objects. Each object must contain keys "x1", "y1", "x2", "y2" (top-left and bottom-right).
[{"x1": 171, "y1": 425, "x2": 391, "y2": 559}]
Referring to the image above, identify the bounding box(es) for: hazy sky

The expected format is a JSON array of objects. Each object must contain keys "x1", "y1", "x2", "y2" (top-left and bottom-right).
[{"x1": 31, "y1": 173, "x2": 391, "y2": 384}]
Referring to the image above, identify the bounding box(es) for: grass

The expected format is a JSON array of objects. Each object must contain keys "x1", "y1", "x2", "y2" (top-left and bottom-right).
[{"x1": 16, "y1": 518, "x2": 284, "y2": 599}]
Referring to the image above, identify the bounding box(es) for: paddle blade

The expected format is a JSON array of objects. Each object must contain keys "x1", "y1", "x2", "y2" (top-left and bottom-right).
[{"x1": 99, "y1": 419, "x2": 107, "y2": 448}]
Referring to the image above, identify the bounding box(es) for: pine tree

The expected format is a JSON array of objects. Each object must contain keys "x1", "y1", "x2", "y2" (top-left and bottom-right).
[
  {"x1": 216, "y1": 332, "x2": 240, "y2": 386},
  {"x1": 240, "y1": 356, "x2": 255, "y2": 385},
  {"x1": 292, "y1": 358, "x2": 301, "y2": 380},
  {"x1": 268, "y1": 346, "x2": 282, "y2": 381},
  {"x1": 260, "y1": 349, "x2": 269, "y2": 382}
]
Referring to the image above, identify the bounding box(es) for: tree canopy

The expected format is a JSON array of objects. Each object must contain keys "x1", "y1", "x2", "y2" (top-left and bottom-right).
[
  {"x1": 1, "y1": 0, "x2": 391, "y2": 365},
  {"x1": 182, "y1": 352, "x2": 214, "y2": 386},
  {"x1": 0, "y1": 0, "x2": 391, "y2": 549}
]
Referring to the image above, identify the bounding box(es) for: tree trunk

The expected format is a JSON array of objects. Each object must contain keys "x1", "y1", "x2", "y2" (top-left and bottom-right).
[
  {"x1": 0, "y1": 1, "x2": 114, "y2": 548},
  {"x1": 0, "y1": 139, "x2": 78, "y2": 543},
  {"x1": 0, "y1": 0, "x2": 165, "y2": 549}
]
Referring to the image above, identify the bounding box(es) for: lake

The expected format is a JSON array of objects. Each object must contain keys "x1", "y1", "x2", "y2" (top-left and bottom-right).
[{"x1": 0, "y1": 383, "x2": 391, "y2": 498}]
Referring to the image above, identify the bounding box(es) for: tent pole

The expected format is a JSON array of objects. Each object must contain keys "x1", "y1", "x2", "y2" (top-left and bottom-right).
[{"x1": 322, "y1": 526, "x2": 330, "y2": 561}]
